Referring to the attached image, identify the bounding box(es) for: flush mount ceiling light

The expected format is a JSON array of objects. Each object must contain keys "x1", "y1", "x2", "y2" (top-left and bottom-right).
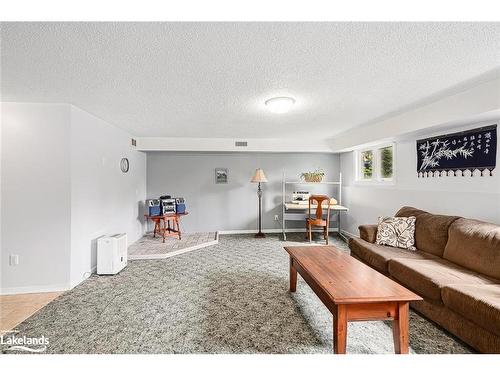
[{"x1": 265, "y1": 96, "x2": 296, "y2": 114}]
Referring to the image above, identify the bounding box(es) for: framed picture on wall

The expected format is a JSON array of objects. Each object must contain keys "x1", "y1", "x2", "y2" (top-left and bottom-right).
[{"x1": 215, "y1": 168, "x2": 228, "y2": 184}]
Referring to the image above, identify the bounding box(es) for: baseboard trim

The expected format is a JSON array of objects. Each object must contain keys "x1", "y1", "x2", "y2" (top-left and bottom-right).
[
  {"x1": 218, "y1": 228, "x2": 340, "y2": 235},
  {"x1": 69, "y1": 265, "x2": 97, "y2": 289},
  {"x1": 0, "y1": 283, "x2": 71, "y2": 296},
  {"x1": 2, "y1": 266, "x2": 99, "y2": 295},
  {"x1": 340, "y1": 229, "x2": 358, "y2": 239}
]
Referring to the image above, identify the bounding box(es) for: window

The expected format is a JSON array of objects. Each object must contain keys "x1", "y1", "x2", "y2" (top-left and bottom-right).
[
  {"x1": 361, "y1": 150, "x2": 373, "y2": 179},
  {"x1": 380, "y1": 146, "x2": 393, "y2": 179},
  {"x1": 356, "y1": 143, "x2": 395, "y2": 183}
]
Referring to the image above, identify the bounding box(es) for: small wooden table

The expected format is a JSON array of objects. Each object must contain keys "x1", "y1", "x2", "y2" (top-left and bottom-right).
[
  {"x1": 284, "y1": 246, "x2": 422, "y2": 354},
  {"x1": 144, "y1": 212, "x2": 188, "y2": 243}
]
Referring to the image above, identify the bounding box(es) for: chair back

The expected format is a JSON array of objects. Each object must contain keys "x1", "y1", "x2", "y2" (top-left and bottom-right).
[{"x1": 308, "y1": 195, "x2": 331, "y2": 221}]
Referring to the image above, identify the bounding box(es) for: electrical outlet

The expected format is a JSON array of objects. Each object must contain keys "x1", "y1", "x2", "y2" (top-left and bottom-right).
[
  {"x1": 274, "y1": 215, "x2": 279, "y2": 221},
  {"x1": 9, "y1": 254, "x2": 19, "y2": 266}
]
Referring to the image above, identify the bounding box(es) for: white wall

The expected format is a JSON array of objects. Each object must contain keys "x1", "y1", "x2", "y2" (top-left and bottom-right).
[
  {"x1": 137, "y1": 137, "x2": 333, "y2": 153},
  {"x1": 1, "y1": 103, "x2": 72, "y2": 293},
  {"x1": 69, "y1": 106, "x2": 146, "y2": 287},
  {"x1": 0, "y1": 103, "x2": 3, "y2": 292},
  {"x1": 330, "y1": 76, "x2": 500, "y2": 152},
  {"x1": 340, "y1": 122, "x2": 500, "y2": 236},
  {"x1": 1, "y1": 102, "x2": 146, "y2": 294}
]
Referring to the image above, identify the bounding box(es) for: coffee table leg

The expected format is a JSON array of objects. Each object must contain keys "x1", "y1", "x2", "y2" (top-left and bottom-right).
[
  {"x1": 289, "y1": 257, "x2": 297, "y2": 292},
  {"x1": 333, "y1": 305, "x2": 347, "y2": 354},
  {"x1": 392, "y1": 302, "x2": 409, "y2": 354}
]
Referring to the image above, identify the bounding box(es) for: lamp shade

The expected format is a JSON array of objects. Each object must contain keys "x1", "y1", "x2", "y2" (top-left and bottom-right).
[{"x1": 251, "y1": 168, "x2": 268, "y2": 183}]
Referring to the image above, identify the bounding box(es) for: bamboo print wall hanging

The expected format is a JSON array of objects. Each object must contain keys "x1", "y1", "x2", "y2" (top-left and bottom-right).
[{"x1": 417, "y1": 124, "x2": 497, "y2": 177}]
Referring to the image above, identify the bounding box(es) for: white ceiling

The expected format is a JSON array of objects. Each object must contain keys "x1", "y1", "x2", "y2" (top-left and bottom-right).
[{"x1": 1, "y1": 22, "x2": 500, "y2": 139}]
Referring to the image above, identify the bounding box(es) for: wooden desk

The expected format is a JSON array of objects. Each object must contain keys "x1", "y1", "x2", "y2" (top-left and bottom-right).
[
  {"x1": 284, "y1": 245, "x2": 422, "y2": 354},
  {"x1": 144, "y1": 212, "x2": 188, "y2": 243}
]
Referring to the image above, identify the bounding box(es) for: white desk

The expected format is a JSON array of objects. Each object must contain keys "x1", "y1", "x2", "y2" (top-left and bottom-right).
[
  {"x1": 282, "y1": 202, "x2": 349, "y2": 241},
  {"x1": 280, "y1": 172, "x2": 349, "y2": 241},
  {"x1": 284, "y1": 203, "x2": 348, "y2": 211}
]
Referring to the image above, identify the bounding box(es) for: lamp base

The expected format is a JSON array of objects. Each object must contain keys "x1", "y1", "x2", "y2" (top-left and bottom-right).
[{"x1": 254, "y1": 232, "x2": 266, "y2": 238}]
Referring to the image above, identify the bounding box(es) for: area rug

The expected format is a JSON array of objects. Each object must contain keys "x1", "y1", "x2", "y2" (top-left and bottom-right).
[
  {"x1": 128, "y1": 232, "x2": 218, "y2": 259},
  {"x1": 1, "y1": 234, "x2": 473, "y2": 354}
]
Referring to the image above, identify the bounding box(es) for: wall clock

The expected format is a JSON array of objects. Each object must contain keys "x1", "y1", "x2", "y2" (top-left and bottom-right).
[{"x1": 120, "y1": 158, "x2": 130, "y2": 173}]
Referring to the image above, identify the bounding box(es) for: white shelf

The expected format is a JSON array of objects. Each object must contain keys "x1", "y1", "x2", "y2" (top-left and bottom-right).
[
  {"x1": 285, "y1": 203, "x2": 348, "y2": 211},
  {"x1": 284, "y1": 181, "x2": 341, "y2": 185},
  {"x1": 281, "y1": 171, "x2": 347, "y2": 242}
]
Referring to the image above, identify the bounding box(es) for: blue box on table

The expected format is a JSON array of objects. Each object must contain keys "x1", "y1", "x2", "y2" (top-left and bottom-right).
[
  {"x1": 146, "y1": 199, "x2": 161, "y2": 216},
  {"x1": 175, "y1": 198, "x2": 186, "y2": 214}
]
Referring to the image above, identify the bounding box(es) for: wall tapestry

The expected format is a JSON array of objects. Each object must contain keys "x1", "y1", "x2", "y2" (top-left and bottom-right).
[{"x1": 417, "y1": 124, "x2": 497, "y2": 177}]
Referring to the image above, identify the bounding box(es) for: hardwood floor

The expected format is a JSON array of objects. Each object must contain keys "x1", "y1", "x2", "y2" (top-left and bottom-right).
[{"x1": 0, "y1": 292, "x2": 62, "y2": 331}]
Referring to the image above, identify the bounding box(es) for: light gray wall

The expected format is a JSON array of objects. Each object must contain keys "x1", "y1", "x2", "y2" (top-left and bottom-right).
[
  {"x1": 340, "y1": 121, "x2": 500, "y2": 236},
  {"x1": 70, "y1": 106, "x2": 146, "y2": 288},
  {"x1": 147, "y1": 152, "x2": 340, "y2": 233},
  {"x1": 1, "y1": 103, "x2": 72, "y2": 293},
  {"x1": 1, "y1": 102, "x2": 147, "y2": 294}
]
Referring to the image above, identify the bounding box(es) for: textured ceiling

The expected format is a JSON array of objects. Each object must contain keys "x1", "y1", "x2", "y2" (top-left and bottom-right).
[{"x1": 1, "y1": 22, "x2": 500, "y2": 138}]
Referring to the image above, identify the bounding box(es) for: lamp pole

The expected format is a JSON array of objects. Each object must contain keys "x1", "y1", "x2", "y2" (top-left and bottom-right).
[
  {"x1": 251, "y1": 168, "x2": 267, "y2": 238},
  {"x1": 255, "y1": 181, "x2": 265, "y2": 238}
]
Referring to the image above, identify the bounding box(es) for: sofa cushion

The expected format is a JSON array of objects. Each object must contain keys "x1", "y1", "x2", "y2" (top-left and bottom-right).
[
  {"x1": 359, "y1": 224, "x2": 378, "y2": 243},
  {"x1": 388, "y1": 258, "x2": 497, "y2": 303},
  {"x1": 442, "y1": 284, "x2": 500, "y2": 337},
  {"x1": 395, "y1": 206, "x2": 459, "y2": 257},
  {"x1": 443, "y1": 218, "x2": 500, "y2": 280},
  {"x1": 349, "y1": 237, "x2": 436, "y2": 274},
  {"x1": 375, "y1": 216, "x2": 417, "y2": 250}
]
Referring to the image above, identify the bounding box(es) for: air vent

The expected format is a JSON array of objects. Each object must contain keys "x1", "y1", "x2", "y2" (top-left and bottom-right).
[
  {"x1": 235, "y1": 141, "x2": 248, "y2": 147},
  {"x1": 131, "y1": 138, "x2": 137, "y2": 146}
]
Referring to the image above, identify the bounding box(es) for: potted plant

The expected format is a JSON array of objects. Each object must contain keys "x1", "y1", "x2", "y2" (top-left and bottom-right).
[{"x1": 300, "y1": 168, "x2": 325, "y2": 183}]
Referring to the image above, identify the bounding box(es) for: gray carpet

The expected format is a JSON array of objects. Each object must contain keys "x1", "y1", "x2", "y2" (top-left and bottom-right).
[{"x1": 2, "y1": 234, "x2": 473, "y2": 354}]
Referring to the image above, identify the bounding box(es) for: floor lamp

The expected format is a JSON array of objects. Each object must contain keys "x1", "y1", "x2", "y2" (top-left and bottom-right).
[{"x1": 251, "y1": 168, "x2": 268, "y2": 238}]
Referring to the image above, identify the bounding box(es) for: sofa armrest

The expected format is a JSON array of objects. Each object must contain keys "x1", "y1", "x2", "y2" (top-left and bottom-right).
[{"x1": 359, "y1": 224, "x2": 378, "y2": 243}]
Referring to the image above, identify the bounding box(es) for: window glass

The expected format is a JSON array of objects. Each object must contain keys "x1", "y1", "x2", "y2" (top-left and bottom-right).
[
  {"x1": 355, "y1": 143, "x2": 395, "y2": 183},
  {"x1": 380, "y1": 146, "x2": 393, "y2": 179},
  {"x1": 361, "y1": 150, "x2": 373, "y2": 179}
]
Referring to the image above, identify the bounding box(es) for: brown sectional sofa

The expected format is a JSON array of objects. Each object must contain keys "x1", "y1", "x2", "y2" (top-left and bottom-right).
[{"x1": 348, "y1": 206, "x2": 500, "y2": 353}]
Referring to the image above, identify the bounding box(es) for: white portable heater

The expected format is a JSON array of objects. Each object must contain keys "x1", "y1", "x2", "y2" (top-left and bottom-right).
[{"x1": 97, "y1": 233, "x2": 127, "y2": 275}]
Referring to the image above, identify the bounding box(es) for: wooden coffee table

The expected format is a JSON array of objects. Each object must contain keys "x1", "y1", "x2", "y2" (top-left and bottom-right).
[{"x1": 284, "y1": 245, "x2": 422, "y2": 354}]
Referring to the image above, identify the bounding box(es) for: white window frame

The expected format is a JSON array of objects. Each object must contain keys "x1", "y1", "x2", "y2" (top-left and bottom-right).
[{"x1": 354, "y1": 142, "x2": 396, "y2": 185}]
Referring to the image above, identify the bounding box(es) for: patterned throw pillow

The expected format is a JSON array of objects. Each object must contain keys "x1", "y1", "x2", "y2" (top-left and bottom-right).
[{"x1": 375, "y1": 216, "x2": 417, "y2": 250}]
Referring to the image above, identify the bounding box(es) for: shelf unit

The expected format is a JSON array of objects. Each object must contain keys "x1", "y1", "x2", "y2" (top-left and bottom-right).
[{"x1": 281, "y1": 171, "x2": 348, "y2": 241}]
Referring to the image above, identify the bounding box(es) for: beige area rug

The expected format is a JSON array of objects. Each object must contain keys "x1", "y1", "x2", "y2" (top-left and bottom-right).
[{"x1": 128, "y1": 232, "x2": 218, "y2": 259}]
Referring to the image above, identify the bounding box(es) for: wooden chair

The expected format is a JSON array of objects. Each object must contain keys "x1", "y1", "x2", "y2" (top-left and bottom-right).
[{"x1": 306, "y1": 195, "x2": 331, "y2": 244}]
